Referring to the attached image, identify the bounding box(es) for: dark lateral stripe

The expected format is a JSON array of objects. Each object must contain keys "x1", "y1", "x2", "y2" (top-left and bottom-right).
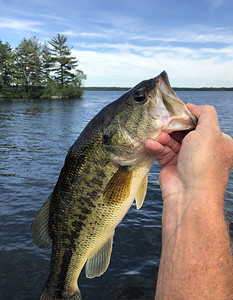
[
  {"x1": 54, "y1": 220, "x2": 86, "y2": 294},
  {"x1": 56, "y1": 248, "x2": 73, "y2": 295}
]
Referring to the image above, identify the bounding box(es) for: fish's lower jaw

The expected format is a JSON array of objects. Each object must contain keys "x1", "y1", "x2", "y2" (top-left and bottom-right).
[
  {"x1": 163, "y1": 120, "x2": 195, "y2": 133},
  {"x1": 162, "y1": 109, "x2": 196, "y2": 132},
  {"x1": 109, "y1": 147, "x2": 148, "y2": 166}
]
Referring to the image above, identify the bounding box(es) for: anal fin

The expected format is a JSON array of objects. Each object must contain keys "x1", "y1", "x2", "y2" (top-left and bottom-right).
[
  {"x1": 85, "y1": 232, "x2": 114, "y2": 278},
  {"x1": 135, "y1": 174, "x2": 148, "y2": 210},
  {"x1": 31, "y1": 194, "x2": 52, "y2": 248}
]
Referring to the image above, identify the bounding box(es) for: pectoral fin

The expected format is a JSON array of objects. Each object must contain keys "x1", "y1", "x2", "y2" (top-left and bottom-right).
[
  {"x1": 31, "y1": 194, "x2": 52, "y2": 248},
  {"x1": 85, "y1": 231, "x2": 114, "y2": 278},
  {"x1": 135, "y1": 175, "x2": 148, "y2": 210},
  {"x1": 103, "y1": 167, "x2": 133, "y2": 205}
]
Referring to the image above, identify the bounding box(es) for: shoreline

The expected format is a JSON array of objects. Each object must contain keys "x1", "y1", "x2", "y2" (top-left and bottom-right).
[{"x1": 84, "y1": 87, "x2": 233, "y2": 92}]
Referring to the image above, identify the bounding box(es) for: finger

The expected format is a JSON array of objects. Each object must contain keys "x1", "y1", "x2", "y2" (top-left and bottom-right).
[
  {"x1": 186, "y1": 104, "x2": 219, "y2": 130},
  {"x1": 146, "y1": 133, "x2": 170, "y2": 155},
  {"x1": 222, "y1": 132, "x2": 233, "y2": 143},
  {"x1": 156, "y1": 145, "x2": 178, "y2": 166},
  {"x1": 145, "y1": 139, "x2": 165, "y2": 156},
  {"x1": 157, "y1": 133, "x2": 181, "y2": 154},
  {"x1": 156, "y1": 132, "x2": 170, "y2": 144},
  {"x1": 145, "y1": 139, "x2": 178, "y2": 166}
]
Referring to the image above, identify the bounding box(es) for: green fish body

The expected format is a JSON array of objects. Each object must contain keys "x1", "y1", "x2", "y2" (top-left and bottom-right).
[{"x1": 32, "y1": 71, "x2": 196, "y2": 299}]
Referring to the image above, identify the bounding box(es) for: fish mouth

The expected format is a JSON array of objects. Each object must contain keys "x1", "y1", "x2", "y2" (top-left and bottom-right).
[{"x1": 155, "y1": 71, "x2": 197, "y2": 132}]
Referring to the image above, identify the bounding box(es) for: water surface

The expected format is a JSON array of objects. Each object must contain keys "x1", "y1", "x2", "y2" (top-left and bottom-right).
[{"x1": 1, "y1": 90, "x2": 233, "y2": 299}]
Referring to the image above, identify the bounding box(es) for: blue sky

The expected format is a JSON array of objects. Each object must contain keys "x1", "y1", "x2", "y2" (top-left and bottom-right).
[{"x1": 1, "y1": 0, "x2": 233, "y2": 87}]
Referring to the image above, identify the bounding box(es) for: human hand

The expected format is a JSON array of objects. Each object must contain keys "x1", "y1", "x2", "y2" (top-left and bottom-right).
[
  {"x1": 146, "y1": 104, "x2": 233, "y2": 204},
  {"x1": 150, "y1": 104, "x2": 233, "y2": 299},
  {"x1": 151, "y1": 106, "x2": 233, "y2": 300}
]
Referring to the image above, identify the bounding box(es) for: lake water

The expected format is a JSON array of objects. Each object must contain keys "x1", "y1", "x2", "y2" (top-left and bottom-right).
[{"x1": 1, "y1": 90, "x2": 233, "y2": 300}]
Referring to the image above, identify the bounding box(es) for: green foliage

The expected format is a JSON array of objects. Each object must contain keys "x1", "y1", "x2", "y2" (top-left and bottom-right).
[
  {"x1": 41, "y1": 43, "x2": 54, "y2": 82},
  {"x1": 0, "y1": 41, "x2": 15, "y2": 92},
  {"x1": 49, "y1": 34, "x2": 79, "y2": 87},
  {"x1": 61, "y1": 84, "x2": 84, "y2": 99},
  {"x1": 40, "y1": 80, "x2": 84, "y2": 99},
  {"x1": 0, "y1": 34, "x2": 86, "y2": 99},
  {"x1": 14, "y1": 36, "x2": 43, "y2": 92},
  {"x1": 40, "y1": 80, "x2": 60, "y2": 99}
]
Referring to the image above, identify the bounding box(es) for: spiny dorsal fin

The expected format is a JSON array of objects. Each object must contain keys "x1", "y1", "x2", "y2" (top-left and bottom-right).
[
  {"x1": 135, "y1": 175, "x2": 148, "y2": 210},
  {"x1": 31, "y1": 194, "x2": 52, "y2": 248},
  {"x1": 103, "y1": 167, "x2": 133, "y2": 205},
  {"x1": 85, "y1": 232, "x2": 114, "y2": 278}
]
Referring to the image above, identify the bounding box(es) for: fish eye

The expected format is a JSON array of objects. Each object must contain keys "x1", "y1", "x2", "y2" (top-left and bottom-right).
[
  {"x1": 133, "y1": 91, "x2": 146, "y2": 103},
  {"x1": 103, "y1": 134, "x2": 110, "y2": 145}
]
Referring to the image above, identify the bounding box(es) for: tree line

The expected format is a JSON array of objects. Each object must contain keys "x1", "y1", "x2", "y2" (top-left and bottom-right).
[{"x1": 0, "y1": 34, "x2": 86, "y2": 99}]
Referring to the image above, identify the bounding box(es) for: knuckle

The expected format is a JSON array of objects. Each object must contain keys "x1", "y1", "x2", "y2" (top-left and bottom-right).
[{"x1": 203, "y1": 105, "x2": 217, "y2": 115}]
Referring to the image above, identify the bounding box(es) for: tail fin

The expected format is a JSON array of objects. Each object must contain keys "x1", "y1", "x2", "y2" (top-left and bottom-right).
[{"x1": 40, "y1": 287, "x2": 82, "y2": 300}]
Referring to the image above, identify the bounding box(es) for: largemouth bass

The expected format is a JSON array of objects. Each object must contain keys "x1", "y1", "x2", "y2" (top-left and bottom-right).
[{"x1": 32, "y1": 71, "x2": 196, "y2": 300}]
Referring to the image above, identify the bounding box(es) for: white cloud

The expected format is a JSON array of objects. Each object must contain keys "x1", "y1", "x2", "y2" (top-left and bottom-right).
[
  {"x1": 0, "y1": 17, "x2": 43, "y2": 33},
  {"x1": 61, "y1": 30, "x2": 106, "y2": 38},
  {"x1": 72, "y1": 43, "x2": 233, "y2": 87},
  {"x1": 130, "y1": 26, "x2": 233, "y2": 45},
  {"x1": 76, "y1": 41, "x2": 233, "y2": 60},
  {"x1": 68, "y1": 25, "x2": 233, "y2": 49},
  {"x1": 205, "y1": 0, "x2": 226, "y2": 9},
  {"x1": 71, "y1": 25, "x2": 233, "y2": 88},
  {"x1": 1, "y1": 5, "x2": 232, "y2": 88}
]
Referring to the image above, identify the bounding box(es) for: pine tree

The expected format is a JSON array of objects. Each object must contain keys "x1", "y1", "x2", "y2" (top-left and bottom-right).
[
  {"x1": 27, "y1": 36, "x2": 43, "y2": 87},
  {"x1": 0, "y1": 34, "x2": 86, "y2": 98},
  {"x1": 0, "y1": 41, "x2": 15, "y2": 92},
  {"x1": 49, "y1": 33, "x2": 79, "y2": 87},
  {"x1": 15, "y1": 36, "x2": 43, "y2": 92},
  {"x1": 41, "y1": 43, "x2": 54, "y2": 83}
]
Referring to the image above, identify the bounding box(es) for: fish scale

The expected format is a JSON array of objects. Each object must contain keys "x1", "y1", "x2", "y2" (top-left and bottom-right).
[
  {"x1": 31, "y1": 71, "x2": 196, "y2": 300},
  {"x1": 46, "y1": 121, "x2": 121, "y2": 297}
]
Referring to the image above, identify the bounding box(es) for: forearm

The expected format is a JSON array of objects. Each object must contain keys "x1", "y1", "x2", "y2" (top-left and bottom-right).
[{"x1": 155, "y1": 191, "x2": 233, "y2": 300}]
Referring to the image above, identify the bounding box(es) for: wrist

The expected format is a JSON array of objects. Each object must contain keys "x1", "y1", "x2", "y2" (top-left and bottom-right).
[
  {"x1": 161, "y1": 188, "x2": 225, "y2": 239},
  {"x1": 157, "y1": 190, "x2": 233, "y2": 299}
]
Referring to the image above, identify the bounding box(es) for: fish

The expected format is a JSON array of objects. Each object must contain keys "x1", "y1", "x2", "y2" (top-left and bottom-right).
[{"x1": 31, "y1": 71, "x2": 196, "y2": 300}]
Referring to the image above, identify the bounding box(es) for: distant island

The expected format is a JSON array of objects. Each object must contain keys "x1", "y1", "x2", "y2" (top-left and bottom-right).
[
  {"x1": 84, "y1": 87, "x2": 233, "y2": 91},
  {"x1": 174, "y1": 87, "x2": 233, "y2": 91},
  {"x1": 0, "y1": 34, "x2": 86, "y2": 99}
]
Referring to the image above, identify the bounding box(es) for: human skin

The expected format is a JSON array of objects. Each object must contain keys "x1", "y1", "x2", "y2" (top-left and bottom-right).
[{"x1": 145, "y1": 104, "x2": 233, "y2": 300}]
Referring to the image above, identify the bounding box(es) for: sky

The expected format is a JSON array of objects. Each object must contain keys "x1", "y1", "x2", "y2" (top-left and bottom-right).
[{"x1": 1, "y1": 0, "x2": 233, "y2": 87}]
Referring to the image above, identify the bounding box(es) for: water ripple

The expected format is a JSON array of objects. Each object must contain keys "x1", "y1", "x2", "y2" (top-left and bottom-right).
[{"x1": 1, "y1": 91, "x2": 233, "y2": 299}]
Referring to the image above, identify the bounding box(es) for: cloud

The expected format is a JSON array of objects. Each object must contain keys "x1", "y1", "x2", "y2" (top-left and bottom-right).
[
  {"x1": 133, "y1": 30, "x2": 233, "y2": 45},
  {"x1": 69, "y1": 24, "x2": 233, "y2": 49},
  {"x1": 76, "y1": 40, "x2": 233, "y2": 60},
  {"x1": 0, "y1": 17, "x2": 43, "y2": 33},
  {"x1": 129, "y1": 25, "x2": 233, "y2": 45},
  {"x1": 205, "y1": 0, "x2": 226, "y2": 9},
  {"x1": 61, "y1": 30, "x2": 106, "y2": 38},
  {"x1": 72, "y1": 41, "x2": 233, "y2": 87},
  {"x1": 1, "y1": 2, "x2": 232, "y2": 87}
]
